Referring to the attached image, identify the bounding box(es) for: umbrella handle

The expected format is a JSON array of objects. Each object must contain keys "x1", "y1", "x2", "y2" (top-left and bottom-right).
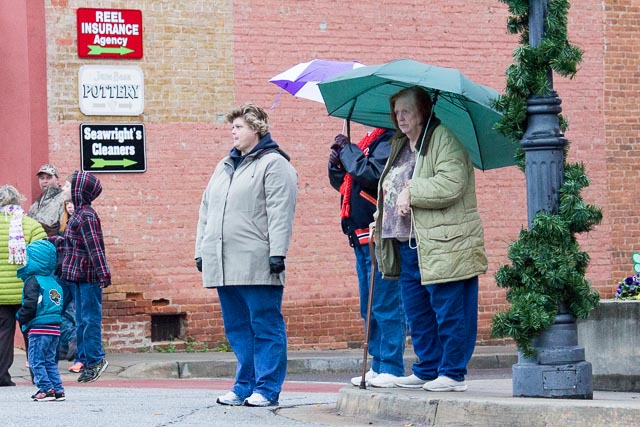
[
  {"x1": 269, "y1": 90, "x2": 284, "y2": 110},
  {"x1": 340, "y1": 119, "x2": 352, "y2": 140}
]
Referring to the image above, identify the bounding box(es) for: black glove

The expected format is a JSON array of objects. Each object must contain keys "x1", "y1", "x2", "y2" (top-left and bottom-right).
[
  {"x1": 195, "y1": 257, "x2": 202, "y2": 272},
  {"x1": 328, "y1": 149, "x2": 342, "y2": 169},
  {"x1": 330, "y1": 134, "x2": 350, "y2": 151},
  {"x1": 269, "y1": 256, "x2": 286, "y2": 274}
]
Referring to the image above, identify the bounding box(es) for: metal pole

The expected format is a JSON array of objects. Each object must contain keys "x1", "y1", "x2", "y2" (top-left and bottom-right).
[{"x1": 511, "y1": 0, "x2": 592, "y2": 399}]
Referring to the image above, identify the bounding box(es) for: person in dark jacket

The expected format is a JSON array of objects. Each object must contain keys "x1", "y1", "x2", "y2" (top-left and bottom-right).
[
  {"x1": 328, "y1": 128, "x2": 407, "y2": 388},
  {"x1": 16, "y1": 240, "x2": 65, "y2": 401},
  {"x1": 49, "y1": 171, "x2": 110, "y2": 384}
]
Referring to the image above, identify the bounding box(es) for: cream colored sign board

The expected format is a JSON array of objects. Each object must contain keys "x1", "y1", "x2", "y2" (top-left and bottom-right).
[{"x1": 79, "y1": 65, "x2": 144, "y2": 116}]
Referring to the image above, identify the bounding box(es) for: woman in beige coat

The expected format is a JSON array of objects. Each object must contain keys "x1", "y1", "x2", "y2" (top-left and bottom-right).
[
  {"x1": 372, "y1": 87, "x2": 488, "y2": 392},
  {"x1": 195, "y1": 103, "x2": 297, "y2": 407}
]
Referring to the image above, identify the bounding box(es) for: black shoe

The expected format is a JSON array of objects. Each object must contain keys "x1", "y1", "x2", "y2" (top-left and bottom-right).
[
  {"x1": 32, "y1": 389, "x2": 55, "y2": 402},
  {"x1": 54, "y1": 391, "x2": 66, "y2": 401},
  {"x1": 0, "y1": 381, "x2": 16, "y2": 387},
  {"x1": 77, "y1": 368, "x2": 91, "y2": 383},
  {"x1": 82, "y1": 359, "x2": 109, "y2": 383}
]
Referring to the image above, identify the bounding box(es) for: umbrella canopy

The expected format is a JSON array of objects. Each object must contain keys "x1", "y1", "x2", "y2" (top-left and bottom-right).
[
  {"x1": 269, "y1": 59, "x2": 365, "y2": 103},
  {"x1": 318, "y1": 59, "x2": 516, "y2": 170}
]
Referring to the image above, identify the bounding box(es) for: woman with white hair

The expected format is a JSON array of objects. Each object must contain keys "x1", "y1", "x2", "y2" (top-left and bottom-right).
[
  {"x1": 0, "y1": 185, "x2": 47, "y2": 386},
  {"x1": 195, "y1": 103, "x2": 298, "y2": 407}
]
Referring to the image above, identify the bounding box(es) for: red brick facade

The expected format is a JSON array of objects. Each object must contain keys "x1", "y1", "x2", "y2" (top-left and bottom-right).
[{"x1": 1, "y1": 1, "x2": 635, "y2": 352}]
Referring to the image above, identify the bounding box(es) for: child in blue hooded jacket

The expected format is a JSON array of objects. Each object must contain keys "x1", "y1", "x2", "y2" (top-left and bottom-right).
[{"x1": 16, "y1": 240, "x2": 65, "y2": 401}]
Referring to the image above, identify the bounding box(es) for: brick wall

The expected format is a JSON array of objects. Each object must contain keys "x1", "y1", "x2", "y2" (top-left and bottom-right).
[
  {"x1": 604, "y1": 0, "x2": 640, "y2": 286},
  {"x1": 40, "y1": 0, "x2": 620, "y2": 352}
]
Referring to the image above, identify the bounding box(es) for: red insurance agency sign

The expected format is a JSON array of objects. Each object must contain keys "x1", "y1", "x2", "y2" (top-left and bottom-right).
[{"x1": 77, "y1": 8, "x2": 143, "y2": 59}]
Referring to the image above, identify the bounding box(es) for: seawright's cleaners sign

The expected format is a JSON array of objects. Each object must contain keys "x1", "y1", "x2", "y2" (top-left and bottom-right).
[
  {"x1": 77, "y1": 8, "x2": 143, "y2": 59},
  {"x1": 80, "y1": 123, "x2": 146, "y2": 173}
]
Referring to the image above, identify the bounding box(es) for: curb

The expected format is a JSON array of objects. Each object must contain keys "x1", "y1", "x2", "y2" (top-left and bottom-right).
[
  {"x1": 117, "y1": 348, "x2": 518, "y2": 379},
  {"x1": 337, "y1": 384, "x2": 640, "y2": 427}
]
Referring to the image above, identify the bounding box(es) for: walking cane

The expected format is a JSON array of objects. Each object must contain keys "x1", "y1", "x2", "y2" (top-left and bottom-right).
[{"x1": 359, "y1": 237, "x2": 377, "y2": 389}]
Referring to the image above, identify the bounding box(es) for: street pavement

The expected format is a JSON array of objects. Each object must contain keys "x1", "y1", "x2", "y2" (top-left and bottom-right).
[{"x1": 3, "y1": 345, "x2": 640, "y2": 426}]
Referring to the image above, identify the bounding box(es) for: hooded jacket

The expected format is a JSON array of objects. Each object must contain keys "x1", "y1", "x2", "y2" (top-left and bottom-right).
[
  {"x1": 16, "y1": 240, "x2": 63, "y2": 332},
  {"x1": 28, "y1": 185, "x2": 65, "y2": 237},
  {"x1": 49, "y1": 171, "x2": 111, "y2": 286},
  {"x1": 374, "y1": 123, "x2": 488, "y2": 284},
  {"x1": 0, "y1": 213, "x2": 46, "y2": 306},
  {"x1": 195, "y1": 133, "x2": 298, "y2": 288}
]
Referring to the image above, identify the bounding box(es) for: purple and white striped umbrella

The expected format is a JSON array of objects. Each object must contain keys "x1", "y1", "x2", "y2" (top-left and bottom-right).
[{"x1": 269, "y1": 59, "x2": 365, "y2": 104}]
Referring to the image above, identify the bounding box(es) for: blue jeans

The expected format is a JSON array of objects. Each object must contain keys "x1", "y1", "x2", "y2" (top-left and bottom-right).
[
  {"x1": 57, "y1": 278, "x2": 74, "y2": 315},
  {"x1": 217, "y1": 285, "x2": 287, "y2": 402},
  {"x1": 354, "y1": 244, "x2": 406, "y2": 376},
  {"x1": 28, "y1": 333, "x2": 63, "y2": 393},
  {"x1": 74, "y1": 282, "x2": 105, "y2": 368},
  {"x1": 397, "y1": 241, "x2": 478, "y2": 382},
  {"x1": 57, "y1": 278, "x2": 78, "y2": 362}
]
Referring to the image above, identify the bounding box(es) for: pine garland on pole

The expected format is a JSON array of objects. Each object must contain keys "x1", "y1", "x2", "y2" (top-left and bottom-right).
[{"x1": 490, "y1": 0, "x2": 603, "y2": 358}]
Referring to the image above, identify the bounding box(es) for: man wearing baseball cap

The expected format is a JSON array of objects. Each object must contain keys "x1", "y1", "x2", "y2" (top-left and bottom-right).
[{"x1": 27, "y1": 164, "x2": 65, "y2": 237}]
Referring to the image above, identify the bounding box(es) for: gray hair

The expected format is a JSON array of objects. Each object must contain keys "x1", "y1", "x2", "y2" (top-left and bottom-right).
[{"x1": 0, "y1": 185, "x2": 25, "y2": 207}]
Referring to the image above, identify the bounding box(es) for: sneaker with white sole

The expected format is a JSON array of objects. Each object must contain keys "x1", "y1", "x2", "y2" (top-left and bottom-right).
[
  {"x1": 216, "y1": 391, "x2": 244, "y2": 406},
  {"x1": 350, "y1": 369, "x2": 377, "y2": 387},
  {"x1": 31, "y1": 389, "x2": 55, "y2": 402},
  {"x1": 423, "y1": 376, "x2": 467, "y2": 392},
  {"x1": 370, "y1": 373, "x2": 401, "y2": 388},
  {"x1": 80, "y1": 359, "x2": 108, "y2": 383},
  {"x1": 394, "y1": 374, "x2": 429, "y2": 389},
  {"x1": 244, "y1": 392, "x2": 278, "y2": 407}
]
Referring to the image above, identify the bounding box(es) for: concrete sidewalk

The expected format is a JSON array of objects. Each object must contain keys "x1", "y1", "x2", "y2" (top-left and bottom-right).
[
  {"x1": 12, "y1": 345, "x2": 517, "y2": 380},
  {"x1": 10, "y1": 345, "x2": 640, "y2": 426}
]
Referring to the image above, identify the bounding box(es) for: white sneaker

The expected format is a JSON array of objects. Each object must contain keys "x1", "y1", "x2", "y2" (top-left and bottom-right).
[
  {"x1": 394, "y1": 374, "x2": 428, "y2": 389},
  {"x1": 216, "y1": 391, "x2": 244, "y2": 406},
  {"x1": 423, "y1": 376, "x2": 467, "y2": 392},
  {"x1": 350, "y1": 369, "x2": 378, "y2": 386},
  {"x1": 244, "y1": 392, "x2": 278, "y2": 407},
  {"x1": 370, "y1": 373, "x2": 401, "y2": 388}
]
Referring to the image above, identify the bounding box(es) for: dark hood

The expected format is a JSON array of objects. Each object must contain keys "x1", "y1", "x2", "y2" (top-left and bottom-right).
[
  {"x1": 229, "y1": 132, "x2": 289, "y2": 168},
  {"x1": 71, "y1": 171, "x2": 103, "y2": 208}
]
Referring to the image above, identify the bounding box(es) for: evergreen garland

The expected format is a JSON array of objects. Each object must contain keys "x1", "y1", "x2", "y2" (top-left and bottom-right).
[{"x1": 490, "y1": 0, "x2": 603, "y2": 358}]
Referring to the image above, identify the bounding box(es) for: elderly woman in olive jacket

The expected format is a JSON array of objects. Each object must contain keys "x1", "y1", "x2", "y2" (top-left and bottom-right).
[
  {"x1": 0, "y1": 185, "x2": 47, "y2": 386},
  {"x1": 195, "y1": 103, "x2": 297, "y2": 407},
  {"x1": 372, "y1": 87, "x2": 487, "y2": 392}
]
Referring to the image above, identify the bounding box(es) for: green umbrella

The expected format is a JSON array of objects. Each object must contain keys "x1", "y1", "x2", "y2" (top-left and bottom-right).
[{"x1": 318, "y1": 59, "x2": 516, "y2": 170}]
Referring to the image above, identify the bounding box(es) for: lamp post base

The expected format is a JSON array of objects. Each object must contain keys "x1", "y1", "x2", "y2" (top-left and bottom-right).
[{"x1": 513, "y1": 359, "x2": 593, "y2": 399}]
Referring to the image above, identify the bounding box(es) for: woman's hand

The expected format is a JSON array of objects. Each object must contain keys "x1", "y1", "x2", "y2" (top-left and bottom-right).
[{"x1": 396, "y1": 186, "x2": 411, "y2": 217}]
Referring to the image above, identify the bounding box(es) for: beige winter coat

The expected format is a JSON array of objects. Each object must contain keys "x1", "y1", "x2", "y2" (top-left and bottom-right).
[
  {"x1": 195, "y1": 148, "x2": 297, "y2": 288},
  {"x1": 374, "y1": 124, "x2": 488, "y2": 284}
]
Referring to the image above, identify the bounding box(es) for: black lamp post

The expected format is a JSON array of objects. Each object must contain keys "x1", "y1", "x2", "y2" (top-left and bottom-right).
[{"x1": 511, "y1": 0, "x2": 593, "y2": 399}]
